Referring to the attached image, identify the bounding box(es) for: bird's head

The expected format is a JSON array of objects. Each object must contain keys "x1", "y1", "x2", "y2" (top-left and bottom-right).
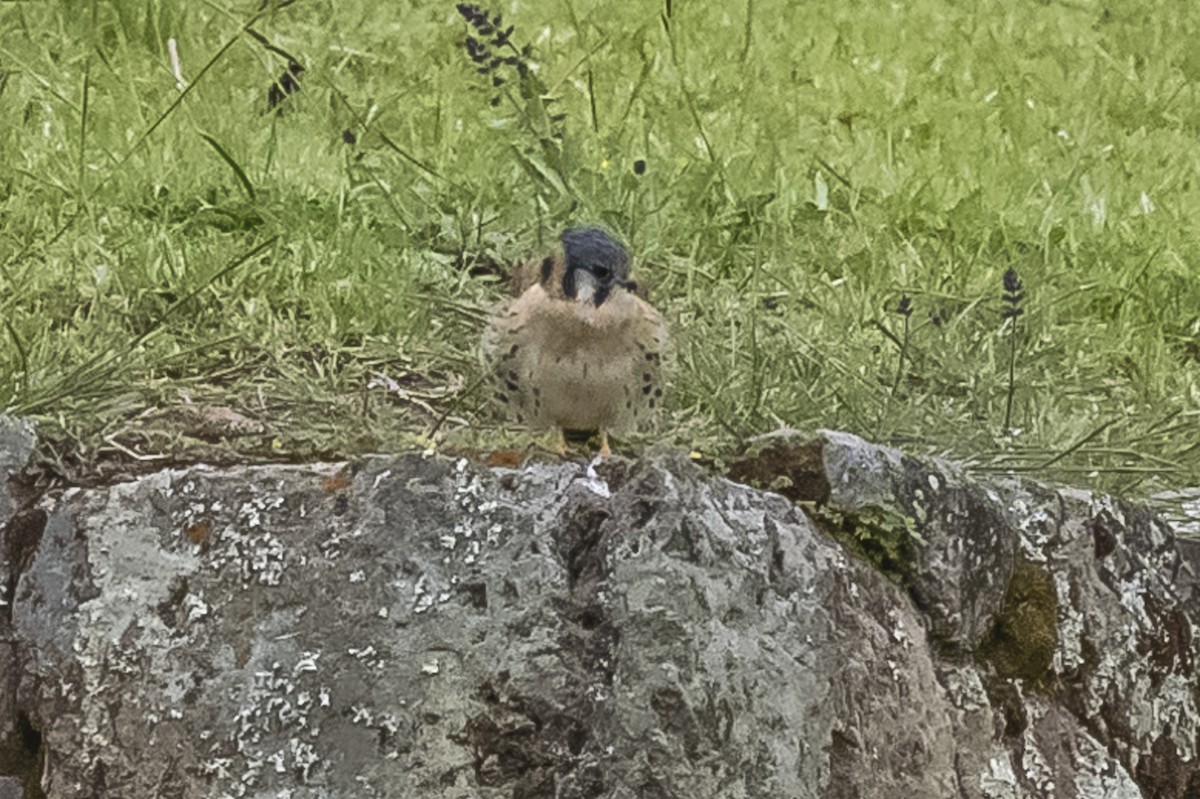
[{"x1": 557, "y1": 226, "x2": 635, "y2": 307}]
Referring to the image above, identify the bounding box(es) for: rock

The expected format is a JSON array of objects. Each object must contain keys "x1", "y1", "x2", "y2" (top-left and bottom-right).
[
  {"x1": 1, "y1": 423, "x2": 1197, "y2": 797},
  {"x1": 0, "y1": 417, "x2": 37, "y2": 796},
  {"x1": 0, "y1": 416, "x2": 36, "y2": 526},
  {"x1": 0, "y1": 776, "x2": 25, "y2": 799}
]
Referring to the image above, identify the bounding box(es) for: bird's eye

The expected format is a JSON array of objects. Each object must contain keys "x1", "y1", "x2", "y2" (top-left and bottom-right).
[{"x1": 593, "y1": 266, "x2": 612, "y2": 281}]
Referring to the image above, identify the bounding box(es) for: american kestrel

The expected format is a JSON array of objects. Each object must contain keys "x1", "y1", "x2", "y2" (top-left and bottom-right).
[{"x1": 483, "y1": 226, "x2": 668, "y2": 456}]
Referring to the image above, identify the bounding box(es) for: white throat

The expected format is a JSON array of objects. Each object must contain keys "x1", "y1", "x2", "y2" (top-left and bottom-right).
[{"x1": 573, "y1": 270, "x2": 600, "y2": 304}]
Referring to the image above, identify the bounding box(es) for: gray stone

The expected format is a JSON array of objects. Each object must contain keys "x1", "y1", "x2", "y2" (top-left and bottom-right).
[
  {"x1": 0, "y1": 416, "x2": 37, "y2": 793},
  {"x1": 0, "y1": 776, "x2": 25, "y2": 799},
  {"x1": 0, "y1": 416, "x2": 35, "y2": 527},
  {"x1": 0, "y1": 427, "x2": 1197, "y2": 797}
]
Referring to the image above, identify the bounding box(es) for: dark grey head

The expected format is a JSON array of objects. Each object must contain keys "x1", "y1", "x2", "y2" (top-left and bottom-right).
[{"x1": 560, "y1": 226, "x2": 632, "y2": 306}]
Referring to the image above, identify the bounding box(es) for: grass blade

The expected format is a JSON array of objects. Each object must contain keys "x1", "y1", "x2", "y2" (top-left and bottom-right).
[
  {"x1": 14, "y1": 237, "x2": 278, "y2": 414},
  {"x1": 200, "y1": 132, "x2": 257, "y2": 200}
]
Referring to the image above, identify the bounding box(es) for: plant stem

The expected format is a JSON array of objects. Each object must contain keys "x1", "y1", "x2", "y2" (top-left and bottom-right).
[
  {"x1": 1004, "y1": 316, "x2": 1018, "y2": 431},
  {"x1": 890, "y1": 314, "x2": 909, "y2": 397}
]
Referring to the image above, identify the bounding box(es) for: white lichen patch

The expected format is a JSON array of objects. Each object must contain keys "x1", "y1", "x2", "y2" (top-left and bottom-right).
[
  {"x1": 348, "y1": 706, "x2": 403, "y2": 758},
  {"x1": 293, "y1": 651, "x2": 321, "y2": 676},
  {"x1": 978, "y1": 754, "x2": 1019, "y2": 798},
  {"x1": 936, "y1": 665, "x2": 989, "y2": 711},
  {"x1": 237, "y1": 531, "x2": 287, "y2": 586},
  {"x1": 1116, "y1": 579, "x2": 1151, "y2": 630},
  {"x1": 317, "y1": 525, "x2": 366, "y2": 561},
  {"x1": 211, "y1": 653, "x2": 329, "y2": 796},
  {"x1": 1120, "y1": 670, "x2": 1200, "y2": 760},
  {"x1": 1017, "y1": 706, "x2": 1055, "y2": 795},
  {"x1": 1015, "y1": 507, "x2": 1053, "y2": 561},
  {"x1": 176, "y1": 498, "x2": 272, "y2": 585},
  {"x1": 185, "y1": 593, "x2": 210, "y2": 624},
  {"x1": 887, "y1": 608, "x2": 911, "y2": 648},
  {"x1": 1072, "y1": 732, "x2": 1142, "y2": 798},
  {"x1": 1052, "y1": 570, "x2": 1084, "y2": 671},
  {"x1": 396, "y1": 457, "x2": 512, "y2": 616}
]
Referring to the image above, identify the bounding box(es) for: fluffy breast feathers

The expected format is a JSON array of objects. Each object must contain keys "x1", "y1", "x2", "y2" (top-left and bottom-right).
[{"x1": 483, "y1": 276, "x2": 668, "y2": 434}]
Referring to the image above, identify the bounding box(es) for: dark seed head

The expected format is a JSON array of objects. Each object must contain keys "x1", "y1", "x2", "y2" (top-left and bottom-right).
[
  {"x1": 896, "y1": 295, "x2": 913, "y2": 317},
  {"x1": 1003, "y1": 268, "x2": 1023, "y2": 295},
  {"x1": 1002, "y1": 268, "x2": 1025, "y2": 318}
]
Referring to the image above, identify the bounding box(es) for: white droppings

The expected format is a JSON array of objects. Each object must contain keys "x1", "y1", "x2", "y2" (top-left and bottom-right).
[{"x1": 578, "y1": 457, "x2": 612, "y2": 498}]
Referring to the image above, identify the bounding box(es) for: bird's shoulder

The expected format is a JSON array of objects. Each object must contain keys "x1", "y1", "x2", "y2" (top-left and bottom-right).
[{"x1": 509, "y1": 254, "x2": 566, "y2": 299}]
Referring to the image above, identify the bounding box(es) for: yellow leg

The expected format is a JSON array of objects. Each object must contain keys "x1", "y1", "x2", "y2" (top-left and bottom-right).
[
  {"x1": 555, "y1": 427, "x2": 568, "y2": 456},
  {"x1": 598, "y1": 429, "x2": 611, "y2": 457}
]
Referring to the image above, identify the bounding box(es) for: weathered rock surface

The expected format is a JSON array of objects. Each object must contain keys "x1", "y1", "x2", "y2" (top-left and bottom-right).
[{"x1": 0, "y1": 422, "x2": 1197, "y2": 798}]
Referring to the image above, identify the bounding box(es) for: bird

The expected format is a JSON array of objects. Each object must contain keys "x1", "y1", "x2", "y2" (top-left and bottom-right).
[{"x1": 483, "y1": 226, "x2": 668, "y2": 457}]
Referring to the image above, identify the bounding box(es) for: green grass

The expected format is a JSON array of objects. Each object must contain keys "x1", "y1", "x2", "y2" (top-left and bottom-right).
[{"x1": 3, "y1": 0, "x2": 1200, "y2": 494}]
